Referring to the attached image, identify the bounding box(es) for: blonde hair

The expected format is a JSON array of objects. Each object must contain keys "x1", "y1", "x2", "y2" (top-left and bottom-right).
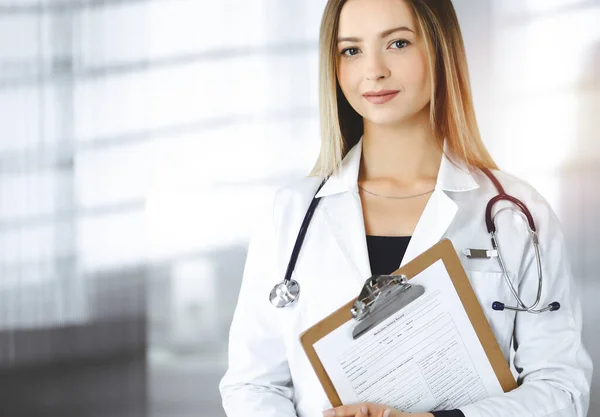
[{"x1": 309, "y1": 0, "x2": 498, "y2": 178}]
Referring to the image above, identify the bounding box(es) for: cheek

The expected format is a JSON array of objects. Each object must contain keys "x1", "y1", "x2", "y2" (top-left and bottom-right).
[
  {"x1": 409, "y1": 53, "x2": 431, "y2": 94},
  {"x1": 337, "y1": 65, "x2": 355, "y2": 98}
]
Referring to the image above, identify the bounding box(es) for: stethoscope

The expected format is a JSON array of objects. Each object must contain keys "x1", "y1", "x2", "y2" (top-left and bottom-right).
[
  {"x1": 480, "y1": 168, "x2": 560, "y2": 313},
  {"x1": 269, "y1": 169, "x2": 561, "y2": 314}
]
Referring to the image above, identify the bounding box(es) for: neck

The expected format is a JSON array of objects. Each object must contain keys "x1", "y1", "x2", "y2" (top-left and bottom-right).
[{"x1": 359, "y1": 107, "x2": 442, "y2": 186}]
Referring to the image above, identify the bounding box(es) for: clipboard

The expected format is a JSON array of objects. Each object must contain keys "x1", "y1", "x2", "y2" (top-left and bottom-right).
[{"x1": 299, "y1": 238, "x2": 517, "y2": 408}]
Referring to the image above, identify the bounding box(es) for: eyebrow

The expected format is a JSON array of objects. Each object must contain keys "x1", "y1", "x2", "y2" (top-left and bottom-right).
[{"x1": 337, "y1": 26, "x2": 414, "y2": 43}]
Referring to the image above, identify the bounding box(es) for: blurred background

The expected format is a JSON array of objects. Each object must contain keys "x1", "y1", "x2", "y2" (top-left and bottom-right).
[{"x1": 0, "y1": 0, "x2": 597, "y2": 416}]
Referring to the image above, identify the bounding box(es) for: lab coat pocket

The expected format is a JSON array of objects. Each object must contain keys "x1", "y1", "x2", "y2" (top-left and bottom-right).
[{"x1": 466, "y1": 270, "x2": 516, "y2": 357}]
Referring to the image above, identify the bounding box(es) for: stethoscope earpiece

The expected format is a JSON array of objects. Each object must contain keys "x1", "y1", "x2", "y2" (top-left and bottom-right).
[
  {"x1": 549, "y1": 302, "x2": 561, "y2": 311},
  {"x1": 492, "y1": 300, "x2": 561, "y2": 313},
  {"x1": 492, "y1": 301, "x2": 505, "y2": 311}
]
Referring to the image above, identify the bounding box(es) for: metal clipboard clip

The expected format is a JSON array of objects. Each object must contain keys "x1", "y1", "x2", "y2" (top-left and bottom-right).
[{"x1": 350, "y1": 274, "x2": 425, "y2": 340}]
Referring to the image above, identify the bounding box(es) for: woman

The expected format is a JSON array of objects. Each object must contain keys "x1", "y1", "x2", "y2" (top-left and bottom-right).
[{"x1": 219, "y1": 0, "x2": 592, "y2": 416}]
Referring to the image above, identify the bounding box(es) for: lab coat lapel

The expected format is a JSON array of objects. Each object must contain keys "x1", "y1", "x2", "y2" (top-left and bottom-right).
[
  {"x1": 401, "y1": 144, "x2": 479, "y2": 266},
  {"x1": 314, "y1": 138, "x2": 479, "y2": 278},
  {"x1": 316, "y1": 143, "x2": 371, "y2": 284},
  {"x1": 400, "y1": 188, "x2": 457, "y2": 266},
  {"x1": 320, "y1": 191, "x2": 371, "y2": 284}
]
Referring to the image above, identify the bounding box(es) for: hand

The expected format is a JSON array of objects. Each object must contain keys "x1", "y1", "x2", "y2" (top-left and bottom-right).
[{"x1": 322, "y1": 402, "x2": 434, "y2": 417}]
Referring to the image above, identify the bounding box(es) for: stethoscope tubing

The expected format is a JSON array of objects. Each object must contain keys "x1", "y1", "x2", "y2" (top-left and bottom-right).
[
  {"x1": 271, "y1": 169, "x2": 559, "y2": 313},
  {"x1": 281, "y1": 179, "x2": 328, "y2": 285},
  {"x1": 481, "y1": 168, "x2": 559, "y2": 314}
]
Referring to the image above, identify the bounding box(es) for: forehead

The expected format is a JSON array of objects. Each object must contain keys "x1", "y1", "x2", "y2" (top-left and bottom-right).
[{"x1": 338, "y1": 0, "x2": 416, "y2": 36}]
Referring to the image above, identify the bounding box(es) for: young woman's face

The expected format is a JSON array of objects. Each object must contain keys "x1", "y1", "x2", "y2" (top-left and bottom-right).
[{"x1": 336, "y1": 0, "x2": 432, "y2": 127}]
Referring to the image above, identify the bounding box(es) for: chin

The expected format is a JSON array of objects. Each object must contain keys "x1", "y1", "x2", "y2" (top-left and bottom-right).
[
  {"x1": 362, "y1": 111, "x2": 410, "y2": 126},
  {"x1": 364, "y1": 105, "x2": 428, "y2": 126}
]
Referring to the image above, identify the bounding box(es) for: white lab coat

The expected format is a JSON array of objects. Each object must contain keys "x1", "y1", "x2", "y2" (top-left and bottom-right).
[{"x1": 219, "y1": 139, "x2": 592, "y2": 417}]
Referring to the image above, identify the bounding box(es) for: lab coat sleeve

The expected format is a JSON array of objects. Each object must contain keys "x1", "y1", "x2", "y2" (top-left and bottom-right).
[
  {"x1": 459, "y1": 191, "x2": 593, "y2": 417},
  {"x1": 219, "y1": 196, "x2": 298, "y2": 417}
]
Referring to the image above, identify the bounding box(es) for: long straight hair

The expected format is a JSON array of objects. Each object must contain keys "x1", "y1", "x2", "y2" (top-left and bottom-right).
[{"x1": 309, "y1": 0, "x2": 498, "y2": 178}]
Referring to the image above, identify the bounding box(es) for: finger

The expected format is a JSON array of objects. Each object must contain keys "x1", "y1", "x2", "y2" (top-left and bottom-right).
[
  {"x1": 356, "y1": 404, "x2": 370, "y2": 417},
  {"x1": 323, "y1": 403, "x2": 362, "y2": 417}
]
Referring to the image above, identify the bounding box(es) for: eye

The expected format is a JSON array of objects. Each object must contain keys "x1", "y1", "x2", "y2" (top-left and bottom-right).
[
  {"x1": 340, "y1": 47, "x2": 360, "y2": 57},
  {"x1": 390, "y1": 40, "x2": 410, "y2": 50}
]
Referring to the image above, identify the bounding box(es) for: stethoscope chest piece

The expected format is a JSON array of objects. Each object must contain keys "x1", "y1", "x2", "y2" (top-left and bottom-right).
[{"x1": 269, "y1": 280, "x2": 300, "y2": 308}]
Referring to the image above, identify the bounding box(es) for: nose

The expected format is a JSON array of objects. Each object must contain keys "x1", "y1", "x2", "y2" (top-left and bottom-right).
[{"x1": 365, "y1": 54, "x2": 390, "y2": 81}]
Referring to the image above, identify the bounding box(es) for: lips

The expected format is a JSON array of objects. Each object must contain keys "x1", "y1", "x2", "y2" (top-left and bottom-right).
[
  {"x1": 363, "y1": 90, "x2": 399, "y2": 97},
  {"x1": 363, "y1": 90, "x2": 399, "y2": 104}
]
